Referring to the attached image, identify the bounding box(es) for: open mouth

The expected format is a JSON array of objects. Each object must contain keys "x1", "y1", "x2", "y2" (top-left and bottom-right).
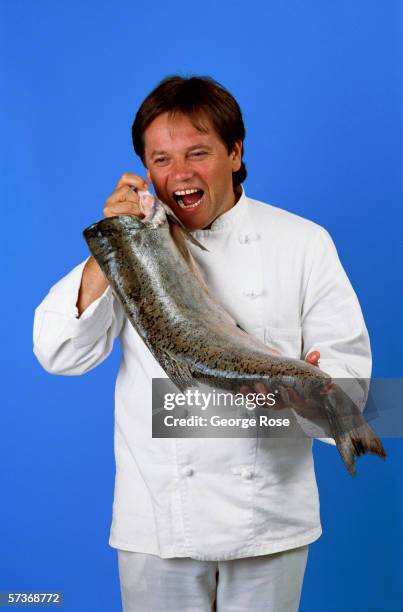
[{"x1": 173, "y1": 188, "x2": 204, "y2": 209}]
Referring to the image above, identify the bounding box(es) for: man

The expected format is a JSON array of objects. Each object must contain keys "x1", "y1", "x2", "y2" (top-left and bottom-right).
[{"x1": 33, "y1": 76, "x2": 371, "y2": 611}]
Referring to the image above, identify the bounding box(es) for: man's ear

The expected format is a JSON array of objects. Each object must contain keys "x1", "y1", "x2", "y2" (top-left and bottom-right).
[
  {"x1": 231, "y1": 141, "x2": 243, "y2": 172},
  {"x1": 146, "y1": 169, "x2": 151, "y2": 183}
]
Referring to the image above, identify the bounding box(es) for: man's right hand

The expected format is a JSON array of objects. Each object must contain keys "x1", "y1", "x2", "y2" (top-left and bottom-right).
[
  {"x1": 104, "y1": 173, "x2": 149, "y2": 219},
  {"x1": 77, "y1": 173, "x2": 149, "y2": 317}
]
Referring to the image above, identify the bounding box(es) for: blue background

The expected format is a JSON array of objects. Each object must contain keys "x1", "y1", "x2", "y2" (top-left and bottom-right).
[{"x1": 1, "y1": 1, "x2": 402, "y2": 610}]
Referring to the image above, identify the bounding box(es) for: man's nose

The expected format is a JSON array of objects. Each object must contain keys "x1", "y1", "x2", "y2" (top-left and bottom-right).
[{"x1": 171, "y1": 157, "x2": 193, "y2": 182}]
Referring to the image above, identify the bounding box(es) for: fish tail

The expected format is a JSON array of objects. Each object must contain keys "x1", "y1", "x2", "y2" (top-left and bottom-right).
[
  {"x1": 323, "y1": 395, "x2": 387, "y2": 476},
  {"x1": 335, "y1": 423, "x2": 387, "y2": 477}
]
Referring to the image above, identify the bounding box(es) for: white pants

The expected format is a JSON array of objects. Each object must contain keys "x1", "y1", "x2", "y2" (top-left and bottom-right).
[{"x1": 117, "y1": 545, "x2": 309, "y2": 611}]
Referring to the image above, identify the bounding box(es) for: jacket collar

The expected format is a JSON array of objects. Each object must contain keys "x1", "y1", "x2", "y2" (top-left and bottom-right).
[{"x1": 191, "y1": 185, "x2": 248, "y2": 236}]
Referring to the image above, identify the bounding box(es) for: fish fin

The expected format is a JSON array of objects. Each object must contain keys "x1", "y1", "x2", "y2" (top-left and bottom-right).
[
  {"x1": 161, "y1": 352, "x2": 195, "y2": 393},
  {"x1": 169, "y1": 223, "x2": 243, "y2": 330},
  {"x1": 168, "y1": 224, "x2": 211, "y2": 286},
  {"x1": 162, "y1": 203, "x2": 208, "y2": 251}
]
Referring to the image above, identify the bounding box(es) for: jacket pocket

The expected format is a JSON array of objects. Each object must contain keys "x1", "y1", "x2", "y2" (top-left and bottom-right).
[{"x1": 264, "y1": 326, "x2": 302, "y2": 359}]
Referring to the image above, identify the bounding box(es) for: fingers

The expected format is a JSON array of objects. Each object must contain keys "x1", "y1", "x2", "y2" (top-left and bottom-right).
[
  {"x1": 239, "y1": 383, "x2": 282, "y2": 410},
  {"x1": 104, "y1": 188, "x2": 144, "y2": 218},
  {"x1": 305, "y1": 351, "x2": 320, "y2": 367},
  {"x1": 104, "y1": 201, "x2": 142, "y2": 218},
  {"x1": 104, "y1": 173, "x2": 149, "y2": 219},
  {"x1": 239, "y1": 383, "x2": 267, "y2": 395},
  {"x1": 108, "y1": 185, "x2": 139, "y2": 205},
  {"x1": 115, "y1": 172, "x2": 148, "y2": 191},
  {"x1": 254, "y1": 382, "x2": 267, "y2": 395},
  {"x1": 286, "y1": 388, "x2": 300, "y2": 404}
]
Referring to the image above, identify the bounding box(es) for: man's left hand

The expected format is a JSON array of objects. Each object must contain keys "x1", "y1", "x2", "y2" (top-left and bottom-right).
[{"x1": 239, "y1": 351, "x2": 322, "y2": 416}]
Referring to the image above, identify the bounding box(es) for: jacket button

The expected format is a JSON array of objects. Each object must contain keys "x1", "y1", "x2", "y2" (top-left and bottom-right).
[
  {"x1": 239, "y1": 232, "x2": 260, "y2": 244},
  {"x1": 180, "y1": 466, "x2": 194, "y2": 477},
  {"x1": 242, "y1": 289, "x2": 261, "y2": 298},
  {"x1": 241, "y1": 468, "x2": 253, "y2": 480}
]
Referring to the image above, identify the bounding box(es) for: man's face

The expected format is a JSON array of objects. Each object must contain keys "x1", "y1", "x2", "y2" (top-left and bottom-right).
[{"x1": 143, "y1": 112, "x2": 242, "y2": 230}]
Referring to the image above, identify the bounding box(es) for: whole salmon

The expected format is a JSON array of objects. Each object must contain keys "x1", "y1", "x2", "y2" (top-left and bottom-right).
[{"x1": 83, "y1": 191, "x2": 386, "y2": 476}]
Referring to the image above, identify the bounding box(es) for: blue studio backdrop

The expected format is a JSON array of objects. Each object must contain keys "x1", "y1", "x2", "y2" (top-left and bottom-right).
[{"x1": 1, "y1": 1, "x2": 402, "y2": 611}]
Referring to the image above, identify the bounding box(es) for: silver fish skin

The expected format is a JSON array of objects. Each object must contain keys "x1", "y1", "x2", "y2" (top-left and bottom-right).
[{"x1": 83, "y1": 193, "x2": 386, "y2": 476}]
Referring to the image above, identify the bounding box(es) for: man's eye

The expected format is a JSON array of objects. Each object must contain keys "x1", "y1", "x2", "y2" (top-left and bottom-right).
[
  {"x1": 155, "y1": 157, "x2": 168, "y2": 164},
  {"x1": 189, "y1": 151, "x2": 207, "y2": 158}
]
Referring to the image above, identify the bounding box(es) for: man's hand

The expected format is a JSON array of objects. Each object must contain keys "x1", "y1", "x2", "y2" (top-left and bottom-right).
[
  {"x1": 239, "y1": 351, "x2": 322, "y2": 413},
  {"x1": 77, "y1": 173, "x2": 149, "y2": 316},
  {"x1": 282, "y1": 351, "x2": 323, "y2": 418},
  {"x1": 104, "y1": 173, "x2": 149, "y2": 218},
  {"x1": 304, "y1": 351, "x2": 320, "y2": 368}
]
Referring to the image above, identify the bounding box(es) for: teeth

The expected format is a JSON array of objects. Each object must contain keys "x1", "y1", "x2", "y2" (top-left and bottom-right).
[
  {"x1": 174, "y1": 188, "x2": 201, "y2": 196},
  {"x1": 177, "y1": 194, "x2": 204, "y2": 209}
]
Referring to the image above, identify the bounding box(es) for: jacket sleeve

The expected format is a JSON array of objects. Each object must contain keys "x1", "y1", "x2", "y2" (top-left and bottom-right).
[
  {"x1": 293, "y1": 227, "x2": 372, "y2": 446},
  {"x1": 33, "y1": 259, "x2": 124, "y2": 376}
]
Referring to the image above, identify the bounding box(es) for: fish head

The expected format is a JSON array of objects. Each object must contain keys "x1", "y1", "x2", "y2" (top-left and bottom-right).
[
  {"x1": 137, "y1": 189, "x2": 208, "y2": 252},
  {"x1": 137, "y1": 189, "x2": 168, "y2": 227}
]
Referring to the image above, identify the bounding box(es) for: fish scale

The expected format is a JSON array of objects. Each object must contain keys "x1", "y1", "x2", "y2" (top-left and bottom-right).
[{"x1": 84, "y1": 191, "x2": 386, "y2": 476}]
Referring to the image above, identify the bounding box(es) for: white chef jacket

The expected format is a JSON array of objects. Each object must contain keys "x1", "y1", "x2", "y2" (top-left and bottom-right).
[{"x1": 33, "y1": 188, "x2": 371, "y2": 561}]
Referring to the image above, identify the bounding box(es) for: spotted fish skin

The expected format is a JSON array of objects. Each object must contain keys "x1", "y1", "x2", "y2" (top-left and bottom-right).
[{"x1": 83, "y1": 196, "x2": 386, "y2": 476}]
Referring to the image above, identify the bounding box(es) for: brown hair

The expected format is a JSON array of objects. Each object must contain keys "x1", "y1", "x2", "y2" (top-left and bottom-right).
[{"x1": 132, "y1": 75, "x2": 247, "y2": 187}]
